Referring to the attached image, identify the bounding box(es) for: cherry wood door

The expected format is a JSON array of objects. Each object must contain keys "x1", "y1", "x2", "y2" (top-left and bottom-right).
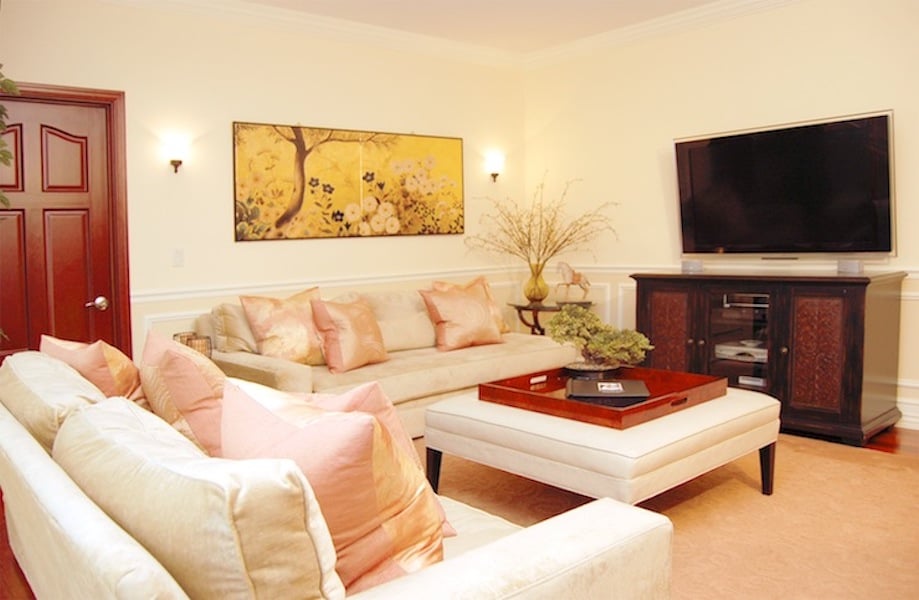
[{"x1": 0, "y1": 86, "x2": 130, "y2": 359}]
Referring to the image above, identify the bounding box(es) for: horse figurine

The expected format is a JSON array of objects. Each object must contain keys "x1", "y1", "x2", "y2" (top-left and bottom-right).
[{"x1": 556, "y1": 262, "x2": 591, "y2": 300}]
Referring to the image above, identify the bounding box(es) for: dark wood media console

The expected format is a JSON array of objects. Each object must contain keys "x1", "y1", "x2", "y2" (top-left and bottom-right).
[{"x1": 632, "y1": 271, "x2": 906, "y2": 446}]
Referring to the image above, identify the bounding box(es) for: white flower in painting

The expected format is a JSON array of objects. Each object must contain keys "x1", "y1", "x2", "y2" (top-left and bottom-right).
[
  {"x1": 370, "y1": 212, "x2": 386, "y2": 233},
  {"x1": 385, "y1": 216, "x2": 401, "y2": 234},
  {"x1": 358, "y1": 222, "x2": 372, "y2": 236},
  {"x1": 378, "y1": 201, "x2": 396, "y2": 220},
  {"x1": 344, "y1": 203, "x2": 362, "y2": 223},
  {"x1": 422, "y1": 155, "x2": 436, "y2": 169},
  {"x1": 362, "y1": 195, "x2": 379, "y2": 214}
]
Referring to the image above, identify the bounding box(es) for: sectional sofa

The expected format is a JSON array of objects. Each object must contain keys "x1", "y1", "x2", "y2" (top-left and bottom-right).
[
  {"x1": 0, "y1": 345, "x2": 674, "y2": 599},
  {"x1": 193, "y1": 281, "x2": 580, "y2": 437}
]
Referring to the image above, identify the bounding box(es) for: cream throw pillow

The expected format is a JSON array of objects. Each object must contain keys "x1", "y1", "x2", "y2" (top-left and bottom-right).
[
  {"x1": 0, "y1": 351, "x2": 105, "y2": 452},
  {"x1": 419, "y1": 287, "x2": 504, "y2": 351},
  {"x1": 240, "y1": 288, "x2": 324, "y2": 365},
  {"x1": 311, "y1": 298, "x2": 389, "y2": 373},
  {"x1": 52, "y1": 398, "x2": 345, "y2": 600},
  {"x1": 220, "y1": 381, "x2": 444, "y2": 593},
  {"x1": 210, "y1": 303, "x2": 258, "y2": 353}
]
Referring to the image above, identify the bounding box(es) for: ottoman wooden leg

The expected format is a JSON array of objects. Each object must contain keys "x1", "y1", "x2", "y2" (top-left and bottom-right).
[
  {"x1": 759, "y1": 442, "x2": 776, "y2": 495},
  {"x1": 426, "y1": 448, "x2": 443, "y2": 493}
]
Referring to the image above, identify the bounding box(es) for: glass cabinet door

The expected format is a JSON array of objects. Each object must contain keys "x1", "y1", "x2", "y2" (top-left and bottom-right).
[{"x1": 706, "y1": 290, "x2": 770, "y2": 391}]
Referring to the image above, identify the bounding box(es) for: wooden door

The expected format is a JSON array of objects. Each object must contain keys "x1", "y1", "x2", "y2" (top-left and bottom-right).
[{"x1": 0, "y1": 85, "x2": 130, "y2": 360}]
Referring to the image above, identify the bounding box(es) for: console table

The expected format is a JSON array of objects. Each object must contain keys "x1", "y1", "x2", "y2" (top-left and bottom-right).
[{"x1": 509, "y1": 301, "x2": 592, "y2": 335}]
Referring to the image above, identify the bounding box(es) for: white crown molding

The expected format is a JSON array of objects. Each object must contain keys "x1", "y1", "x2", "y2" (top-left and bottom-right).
[
  {"x1": 107, "y1": 0, "x2": 797, "y2": 69},
  {"x1": 106, "y1": 0, "x2": 523, "y2": 68},
  {"x1": 522, "y1": 0, "x2": 799, "y2": 69}
]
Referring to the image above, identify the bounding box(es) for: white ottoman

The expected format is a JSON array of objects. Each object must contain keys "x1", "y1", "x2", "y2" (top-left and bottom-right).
[{"x1": 425, "y1": 387, "x2": 781, "y2": 505}]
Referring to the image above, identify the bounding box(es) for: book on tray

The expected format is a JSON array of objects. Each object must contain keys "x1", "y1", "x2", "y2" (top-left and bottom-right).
[{"x1": 566, "y1": 379, "x2": 650, "y2": 408}]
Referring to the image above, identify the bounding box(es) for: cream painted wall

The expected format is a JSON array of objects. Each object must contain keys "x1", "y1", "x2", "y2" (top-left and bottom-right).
[
  {"x1": 522, "y1": 0, "x2": 919, "y2": 427},
  {"x1": 0, "y1": 0, "x2": 527, "y2": 291},
  {"x1": 2, "y1": 0, "x2": 917, "y2": 426}
]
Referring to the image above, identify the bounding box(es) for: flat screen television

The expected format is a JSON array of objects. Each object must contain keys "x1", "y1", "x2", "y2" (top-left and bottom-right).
[{"x1": 675, "y1": 113, "x2": 893, "y2": 256}]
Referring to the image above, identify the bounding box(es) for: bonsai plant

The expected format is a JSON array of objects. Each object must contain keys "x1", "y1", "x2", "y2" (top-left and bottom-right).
[{"x1": 546, "y1": 304, "x2": 653, "y2": 369}]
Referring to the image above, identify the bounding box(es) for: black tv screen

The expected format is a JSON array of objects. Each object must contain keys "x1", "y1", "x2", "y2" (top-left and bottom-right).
[{"x1": 676, "y1": 114, "x2": 893, "y2": 255}]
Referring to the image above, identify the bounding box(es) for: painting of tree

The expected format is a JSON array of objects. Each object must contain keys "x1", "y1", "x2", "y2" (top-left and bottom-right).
[{"x1": 233, "y1": 122, "x2": 464, "y2": 240}]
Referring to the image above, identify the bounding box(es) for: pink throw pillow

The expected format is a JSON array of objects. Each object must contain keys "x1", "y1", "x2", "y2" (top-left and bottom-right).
[
  {"x1": 432, "y1": 276, "x2": 510, "y2": 333},
  {"x1": 311, "y1": 298, "x2": 389, "y2": 373},
  {"x1": 40, "y1": 334, "x2": 146, "y2": 405},
  {"x1": 220, "y1": 380, "x2": 445, "y2": 593},
  {"x1": 139, "y1": 330, "x2": 226, "y2": 455},
  {"x1": 240, "y1": 287, "x2": 324, "y2": 365},
  {"x1": 419, "y1": 287, "x2": 504, "y2": 351}
]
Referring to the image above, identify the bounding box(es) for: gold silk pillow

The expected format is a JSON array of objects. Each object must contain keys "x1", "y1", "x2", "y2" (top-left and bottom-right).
[
  {"x1": 220, "y1": 380, "x2": 444, "y2": 593},
  {"x1": 239, "y1": 287, "x2": 324, "y2": 365},
  {"x1": 39, "y1": 335, "x2": 147, "y2": 406},
  {"x1": 310, "y1": 298, "x2": 389, "y2": 374},
  {"x1": 432, "y1": 276, "x2": 510, "y2": 334},
  {"x1": 419, "y1": 287, "x2": 504, "y2": 351}
]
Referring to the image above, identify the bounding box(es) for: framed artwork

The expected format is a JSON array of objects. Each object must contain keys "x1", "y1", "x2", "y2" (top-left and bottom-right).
[{"x1": 233, "y1": 122, "x2": 464, "y2": 240}]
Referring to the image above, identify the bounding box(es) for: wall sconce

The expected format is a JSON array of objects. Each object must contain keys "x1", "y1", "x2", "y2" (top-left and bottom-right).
[
  {"x1": 161, "y1": 132, "x2": 190, "y2": 175},
  {"x1": 484, "y1": 151, "x2": 505, "y2": 182}
]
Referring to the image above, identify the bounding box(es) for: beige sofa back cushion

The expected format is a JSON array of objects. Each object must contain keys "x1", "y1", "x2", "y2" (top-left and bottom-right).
[
  {"x1": 0, "y1": 351, "x2": 105, "y2": 452},
  {"x1": 333, "y1": 290, "x2": 435, "y2": 352},
  {"x1": 52, "y1": 398, "x2": 346, "y2": 600}
]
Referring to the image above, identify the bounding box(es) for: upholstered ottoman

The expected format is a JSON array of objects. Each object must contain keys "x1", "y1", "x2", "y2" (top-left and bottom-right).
[{"x1": 425, "y1": 387, "x2": 781, "y2": 504}]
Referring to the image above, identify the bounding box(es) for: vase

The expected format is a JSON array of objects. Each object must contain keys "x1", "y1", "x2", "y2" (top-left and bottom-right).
[
  {"x1": 563, "y1": 360, "x2": 622, "y2": 380},
  {"x1": 523, "y1": 263, "x2": 550, "y2": 303}
]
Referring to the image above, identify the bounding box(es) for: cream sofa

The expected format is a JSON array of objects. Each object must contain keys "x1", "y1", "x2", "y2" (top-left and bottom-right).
[
  {"x1": 0, "y1": 350, "x2": 673, "y2": 599},
  {"x1": 194, "y1": 287, "x2": 579, "y2": 437}
]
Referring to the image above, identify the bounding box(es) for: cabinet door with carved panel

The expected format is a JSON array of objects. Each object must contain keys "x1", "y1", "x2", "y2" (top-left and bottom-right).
[
  {"x1": 780, "y1": 285, "x2": 864, "y2": 435},
  {"x1": 634, "y1": 280, "x2": 702, "y2": 372}
]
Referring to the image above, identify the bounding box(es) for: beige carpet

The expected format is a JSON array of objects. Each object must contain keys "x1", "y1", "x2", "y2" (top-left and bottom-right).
[{"x1": 419, "y1": 434, "x2": 919, "y2": 599}]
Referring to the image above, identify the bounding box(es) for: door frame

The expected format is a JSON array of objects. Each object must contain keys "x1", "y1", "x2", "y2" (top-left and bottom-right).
[{"x1": 12, "y1": 83, "x2": 132, "y2": 355}]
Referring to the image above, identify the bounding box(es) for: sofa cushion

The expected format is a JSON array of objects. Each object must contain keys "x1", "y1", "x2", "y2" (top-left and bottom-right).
[
  {"x1": 210, "y1": 302, "x2": 258, "y2": 353},
  {"x1": 419, "y1": 287, "x2": 503, "y2": 351},
  {"x1": 241, "y1": 287, "x2": 324, "y2": 365},
  {"x1": 52, "y1": 398, "x2": 346, "y2": 600},
  {"x1": 312, "y1": 333, "x2": 578, "y2": 405},
  {"x1": 333, "y1": 290, "x2": 436, "y2": 352},
  {"x1": 139, "y1": 330, "x2": 226, "y2": 455},
  {"x1": 39, "y1": 335, "x2": 146, "y2": 406},
  {"x1": 311, "y1": 298, "x2": 389, "y2": 373},
  {"x1": 432, "y1": 276, "x2": 510, "y2": 334},
  {"x1": 0, "y1": 351, "x2": 105, "y2": 452},
  {"x1": 220, "y1": 381, "x2": 444, "y2": 593}
]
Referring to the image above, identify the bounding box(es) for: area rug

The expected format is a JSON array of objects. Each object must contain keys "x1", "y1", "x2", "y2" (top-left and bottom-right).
[{"x1": 421, "y1": 433, "x2": 919, "y2": 599}]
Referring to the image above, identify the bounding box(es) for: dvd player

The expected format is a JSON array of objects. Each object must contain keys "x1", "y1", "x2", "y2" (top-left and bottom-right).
[{"x1": 714, "y1": 341, "x2": 768, "y2": 363}]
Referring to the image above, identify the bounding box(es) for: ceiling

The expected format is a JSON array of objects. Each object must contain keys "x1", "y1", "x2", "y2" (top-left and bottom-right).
[{"x1": 240, "y1": 0, "x2": 720, "y2": 54}]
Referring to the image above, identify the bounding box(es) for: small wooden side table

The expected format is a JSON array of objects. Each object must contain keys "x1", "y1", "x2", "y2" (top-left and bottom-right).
[{"x1": 509, "y1": 301, "x2": 593, "y2": 335}]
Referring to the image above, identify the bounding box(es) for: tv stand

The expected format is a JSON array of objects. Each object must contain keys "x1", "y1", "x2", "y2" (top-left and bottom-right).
[{"x1": 632, "y1": 271, "x2": 905, "y2": 445}]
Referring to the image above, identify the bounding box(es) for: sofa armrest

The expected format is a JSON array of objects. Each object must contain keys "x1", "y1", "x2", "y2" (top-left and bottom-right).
[
  {"x1": 349, "y1": 497, "x2": 672, "y2": 599},
  {"x1": 210, "y1": 350, "x2": 314, "y2": 392}
]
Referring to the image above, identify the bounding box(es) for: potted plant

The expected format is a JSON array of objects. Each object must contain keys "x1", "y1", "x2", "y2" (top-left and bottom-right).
[
  {"x1": 546, "y1": 304, "x2": 653, "y2": 374},
  {"x1": 1, "y1": 63, "x2": 19, "y2": 343},
  {"x1": 465, "y1": 179, "x2": 614, "y2": 303}
]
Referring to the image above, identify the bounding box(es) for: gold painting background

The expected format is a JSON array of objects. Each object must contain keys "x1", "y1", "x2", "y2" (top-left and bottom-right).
[{"x1": 233, "y1": 122, "x2": 464, "y2": 240}]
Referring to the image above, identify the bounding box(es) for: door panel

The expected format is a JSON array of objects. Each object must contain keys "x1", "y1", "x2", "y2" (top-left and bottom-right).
[{"x1": 1, "y1": 87, "x2": 129, "y2": 360}]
